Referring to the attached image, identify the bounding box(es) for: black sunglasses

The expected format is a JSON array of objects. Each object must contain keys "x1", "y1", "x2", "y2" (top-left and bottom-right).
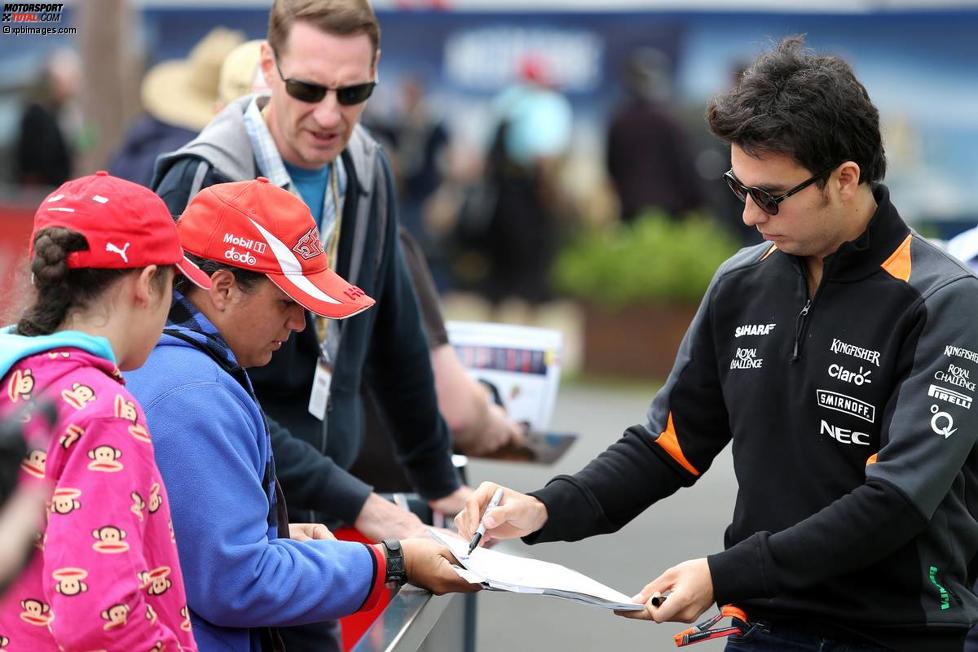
[
  {"x1": 723, "y1": 165, "x2": 837, "y2": 216},
  {"x1": 273, "y1": 56, "x2": 376, "y2": 106}
]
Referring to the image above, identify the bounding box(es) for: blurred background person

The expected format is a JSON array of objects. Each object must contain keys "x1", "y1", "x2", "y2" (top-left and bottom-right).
[
  {"x1": 605, "y1": 47, "x2": 704, "y2": 223},
  {"x1": 216, "y1": 39, "x2": 270, "y2": 112},
  {"x1": 365, "y1": 76, "x2": 453, "y2": 288},
  {"x1": 14, "y1": 49, "x2": 83, "y2": 189},
  {"x1": 351, "y1": 227, "x2": 526, "y2": 493},
  {"x1": 483, "y1": 55, "x2": 573, "y2": 309},
  {"x1": 108, "y1": 27, "x2": 244, "y2": 188}
]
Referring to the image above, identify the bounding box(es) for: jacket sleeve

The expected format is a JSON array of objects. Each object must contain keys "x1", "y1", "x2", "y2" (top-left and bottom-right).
[
  {"x1": 144, "y1": 380, "x2": 378, "y2": 626},
  {"x1": 526, "y1": 263, "x2": 733, "y2": 543},
  {"x1": 267, "y1": 414, "x2": 372, "y2": 526},
  {"x1": 43, "y1": 415, "x2": 182, "y2": 650},
  {"x1": 708, "y1": 276, "x2": 978, "y2": 604},
  {"x1": 363, "y1": 155, "x2": 459, "y2": 500}
]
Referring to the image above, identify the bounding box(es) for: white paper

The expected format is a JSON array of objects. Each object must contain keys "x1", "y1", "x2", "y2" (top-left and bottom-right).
[
  {"x1": 432, "y1": 529, "x2": 643, "y2": 611},
  {"x1": 446, "y1": 321, "x2": 563, "y2": 431}
]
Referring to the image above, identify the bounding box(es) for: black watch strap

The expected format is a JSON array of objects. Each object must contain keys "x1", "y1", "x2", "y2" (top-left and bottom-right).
[{"x1": 381, "y1": 538, "x2": 407, "y2": 586}]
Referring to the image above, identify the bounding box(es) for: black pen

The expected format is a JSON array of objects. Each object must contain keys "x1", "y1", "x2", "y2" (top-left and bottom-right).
[{"x1": 467, "y1": 487, "x2": 504, "y2": 555}]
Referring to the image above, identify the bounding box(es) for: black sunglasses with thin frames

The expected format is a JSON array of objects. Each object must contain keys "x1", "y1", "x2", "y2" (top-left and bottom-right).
[
  {"x1": 723, "y1": 165, "x2": 837, "y2": 216},
  {"x1": 273, "y1": 55, "x2": 376, "y2": 106}
]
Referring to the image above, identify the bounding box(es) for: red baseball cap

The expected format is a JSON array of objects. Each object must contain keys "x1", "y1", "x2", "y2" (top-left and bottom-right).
[
  {"x1": 31, "y1": 171, "x2": 211, "y2": 289},
  {"x1": 176, "y1": 178, "x2": 375, "y2": 319}
]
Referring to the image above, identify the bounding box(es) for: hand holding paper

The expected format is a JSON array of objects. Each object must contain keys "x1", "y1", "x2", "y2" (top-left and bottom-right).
[
  {"x1": 619, "y1": 558, "x2": 715, "y2": 623},
  {"x1": 431, "y1": 528, "x2": 643, "y2": 612}
]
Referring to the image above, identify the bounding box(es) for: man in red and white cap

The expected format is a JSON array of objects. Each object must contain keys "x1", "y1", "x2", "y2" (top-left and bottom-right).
[{"x1": 125, "y1": 179, "x2": 478, "y2": 652}]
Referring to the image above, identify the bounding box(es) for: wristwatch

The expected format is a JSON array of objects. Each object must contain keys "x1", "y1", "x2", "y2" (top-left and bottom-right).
[{"x1": 381, "y1": 538, "x2": 407, "y2": 587}]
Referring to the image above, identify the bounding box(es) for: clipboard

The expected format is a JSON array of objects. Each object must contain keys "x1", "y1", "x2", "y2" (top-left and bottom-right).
[{"x1": 479, "y1": 430, "x2": 577, "y2": 465}]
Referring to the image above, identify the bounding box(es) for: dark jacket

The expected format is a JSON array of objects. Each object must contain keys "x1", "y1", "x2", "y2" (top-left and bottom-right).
[
  {"x1": 109, "y1": 114, "x2": 197, "y2": 188},
  {"x1": 528, "y1": 185, "x2": 978, "y2": 651},
  {"x1": 151, "y1": 96, "x2": 459, "y2": 526}
]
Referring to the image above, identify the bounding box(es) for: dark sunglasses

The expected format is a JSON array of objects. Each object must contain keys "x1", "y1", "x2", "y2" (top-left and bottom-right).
[
  {"x1": 723, "y1": 165, "x2": 837, "y2": 216},
  {"x1": 273, "y1": 56, "x2": 376, "y2": 106}
]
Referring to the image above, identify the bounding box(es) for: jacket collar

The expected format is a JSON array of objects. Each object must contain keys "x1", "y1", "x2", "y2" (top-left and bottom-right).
[
  {"x1": 823, "y1": 184, "x2": 911, "y2": 281},
  {"x1": 165, "y1": 291, "x2": 240, "y2": 372},
  {"x1": 779, "y1": 184, "x2": 911, "y2": 283}
]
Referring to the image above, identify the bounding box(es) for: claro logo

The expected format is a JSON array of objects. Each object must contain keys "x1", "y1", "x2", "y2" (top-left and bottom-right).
[{"x1": 819, "y1": 420, "x2": 871, "y2": 446}]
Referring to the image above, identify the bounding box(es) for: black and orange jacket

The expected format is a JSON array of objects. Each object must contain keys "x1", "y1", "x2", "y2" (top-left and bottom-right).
[{"x1": 528, "y1": 185, "x2": 978, "y2": 651}]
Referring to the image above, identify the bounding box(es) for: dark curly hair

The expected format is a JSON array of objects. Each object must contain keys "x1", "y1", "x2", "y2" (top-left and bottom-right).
[
  {"x1": 16, "y1": 228, "x2": 170, "y2": 336},
  {"x1": 172, "y1": 254, "x2": 264, "y2": 295},
  {"x1": 707, "y1": 35, "x2": 886, "y2": 186}
]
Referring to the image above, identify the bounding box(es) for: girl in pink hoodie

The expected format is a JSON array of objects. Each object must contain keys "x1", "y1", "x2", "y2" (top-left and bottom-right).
[{"x1": 0, "y1": 172, "x2": 210, "y2": 651}]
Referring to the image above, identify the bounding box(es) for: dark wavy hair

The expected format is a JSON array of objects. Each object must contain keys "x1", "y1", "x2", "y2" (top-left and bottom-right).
[
  {"x1": 707, "y1": 35, "x2": 886, "y2": 186},
  {"x1": 172, "y1": 253, "x2": 264, "y2": 295},
  {"x1": 16, "y1": 228, "x2": 171, "y2": 336}
]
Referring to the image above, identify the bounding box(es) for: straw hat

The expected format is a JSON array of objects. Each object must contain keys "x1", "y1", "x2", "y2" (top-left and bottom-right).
[
  {"x1": 218, "y1": 39, "x2": 270, "y2": 106},
  {"x1": 141, "y1": 27, "x2": 245, "y2": 132}
]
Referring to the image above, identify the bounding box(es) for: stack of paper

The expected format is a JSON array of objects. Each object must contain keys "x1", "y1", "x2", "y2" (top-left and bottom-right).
[{"x1": 430, "y1": 529, "x2": 643, "y2": 612}]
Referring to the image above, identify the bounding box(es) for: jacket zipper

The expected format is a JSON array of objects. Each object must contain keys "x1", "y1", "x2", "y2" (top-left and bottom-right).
[{"x1": 791, "y1": 299, "x2": 812, "y2": 362}]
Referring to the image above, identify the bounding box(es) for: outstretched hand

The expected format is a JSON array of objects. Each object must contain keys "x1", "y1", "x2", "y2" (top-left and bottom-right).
[{"x1": 616, "y1": 558, "x2": 715, "y2": 624}]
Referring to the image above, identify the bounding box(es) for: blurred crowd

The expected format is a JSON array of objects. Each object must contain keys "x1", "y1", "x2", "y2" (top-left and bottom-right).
[{"x1": 3, "y1": 23, "x2": 758, "y2": 316}]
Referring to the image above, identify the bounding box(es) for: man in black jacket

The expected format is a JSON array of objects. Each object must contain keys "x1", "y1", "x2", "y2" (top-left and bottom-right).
[{"x1": 458, "y1": 36, "x2": 978, "y2": 651}]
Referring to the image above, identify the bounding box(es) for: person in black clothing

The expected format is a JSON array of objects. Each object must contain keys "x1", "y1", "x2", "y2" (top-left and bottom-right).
[
  {"x1": 457, "y1": 36, "x2": 978, "y2": 651},
  {"x1": 606, "y1": 48, "x2": 704, "y2": 222},
  {"x1": 15, "y1": 50, "x2": 82, "y2": 188}
]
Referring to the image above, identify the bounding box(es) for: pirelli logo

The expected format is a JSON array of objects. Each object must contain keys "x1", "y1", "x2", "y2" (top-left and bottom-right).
[
  {"x1": 816, "y1": 389, "x2": 876, "y2": 423},
  {"x1": 928, "y1": 384, "x2": 972, "y2": 410}
]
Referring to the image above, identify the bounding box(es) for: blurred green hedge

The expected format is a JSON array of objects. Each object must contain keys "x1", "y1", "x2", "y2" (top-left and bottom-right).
[{"x1": 553, "y1": 211, "x2": 739, "y2": 307}]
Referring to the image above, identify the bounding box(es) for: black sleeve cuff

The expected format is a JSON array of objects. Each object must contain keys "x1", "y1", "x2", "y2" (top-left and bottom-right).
[{"x1": 707, "y1": 532, "x2": 772, "y2": 605}]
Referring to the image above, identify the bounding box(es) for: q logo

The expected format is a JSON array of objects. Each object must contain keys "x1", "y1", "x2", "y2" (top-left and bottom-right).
[{"x1": 931, "y1": 404, "x2": 957, "y2": 439}]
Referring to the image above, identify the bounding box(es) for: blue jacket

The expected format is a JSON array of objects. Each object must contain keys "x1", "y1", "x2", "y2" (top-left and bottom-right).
[{"x1": 126, "y1": 296, "x2": 380, "y2": 652}]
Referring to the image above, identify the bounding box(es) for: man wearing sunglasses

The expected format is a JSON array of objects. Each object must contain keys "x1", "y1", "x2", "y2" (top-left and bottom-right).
[
  {"x1": 456, "y1": 36, "x2": 978, "y2": 651},
  {"x1": 152, "y1": 1, "x2": 470, "y2": 649}
]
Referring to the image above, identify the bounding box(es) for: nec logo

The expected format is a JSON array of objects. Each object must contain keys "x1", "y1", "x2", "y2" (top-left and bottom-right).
[{"x1": 819, "y1": 420, "x2": 871, "y2": 446}]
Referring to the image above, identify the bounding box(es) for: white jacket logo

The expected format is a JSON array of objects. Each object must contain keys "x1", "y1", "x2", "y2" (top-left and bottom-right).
[
  {"x1": 819, "y1": 420, "x2": 870, "y2": 446},
  {"x1": 934, "y1": 364, "x2": 976, "y2": 392},
  {"x1": 735, "y1": 323, "x2": 776, "y2": 338},
  {"x1": 730, "y1": 348, "x2": 763, "y2": 370}
]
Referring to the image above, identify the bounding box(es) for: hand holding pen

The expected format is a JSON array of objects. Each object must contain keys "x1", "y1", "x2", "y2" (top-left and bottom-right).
[
  {"x1": 454, "y1": 481, "x2": 551, "y2": 547},
  {"x1": 468, "y1": 487, "x2": 504, "y2": 554}
]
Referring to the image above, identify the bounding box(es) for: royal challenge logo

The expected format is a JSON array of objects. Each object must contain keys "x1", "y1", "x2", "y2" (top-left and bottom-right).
[{"x1": 730, "y1": 347, "x2": 763, "y2": 370}]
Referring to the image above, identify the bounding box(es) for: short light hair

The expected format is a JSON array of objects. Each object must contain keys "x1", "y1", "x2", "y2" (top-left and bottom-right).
[{"x1": 267, "y1": 0, "x2": 380, "y2": 63}]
